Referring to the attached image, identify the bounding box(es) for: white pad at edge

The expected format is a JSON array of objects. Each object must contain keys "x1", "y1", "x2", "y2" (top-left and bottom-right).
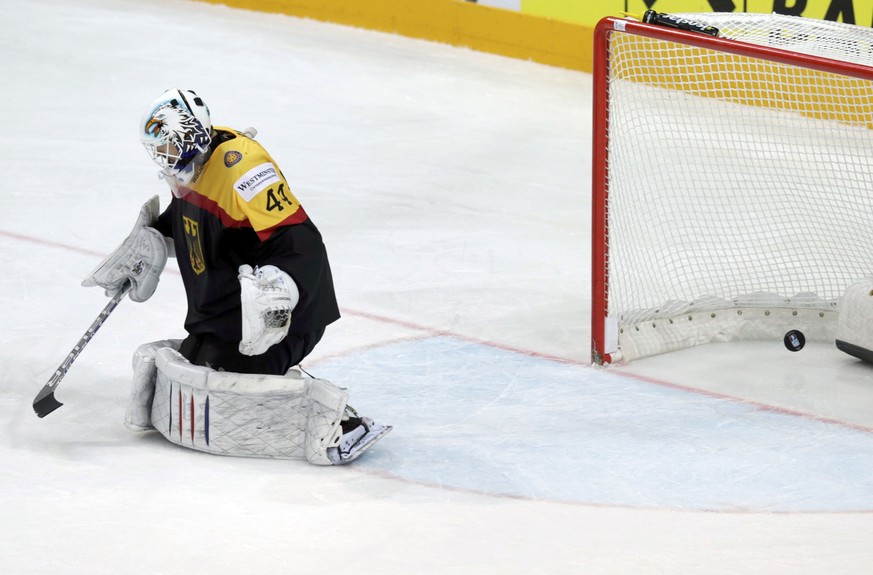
[{"x1": 836, "y1": 277, "x2": 873, "y2": 362}]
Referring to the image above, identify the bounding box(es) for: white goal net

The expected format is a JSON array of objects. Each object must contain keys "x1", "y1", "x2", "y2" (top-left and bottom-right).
[{"x1": 592, "y1": 13, "x2": 873, "y2": 364}]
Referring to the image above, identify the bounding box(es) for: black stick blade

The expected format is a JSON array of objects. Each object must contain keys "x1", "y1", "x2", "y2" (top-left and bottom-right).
[{"x1": 33, "y1": 391, "x2": 63, "y2": 418}]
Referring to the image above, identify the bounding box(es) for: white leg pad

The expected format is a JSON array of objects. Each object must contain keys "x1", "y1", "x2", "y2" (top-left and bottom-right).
[
  {"x1": 149, "y1": 348, "x2": 349, "y2": 465},
  {"x1": 836, "y1": 278, "x2": 873, "y2": 363},
  {"x1": 304, "y1": 378, "x2": 347, "y2": 465},
  {"x1": 126, "y1": 339, "x2": 182, "y2": 431}
]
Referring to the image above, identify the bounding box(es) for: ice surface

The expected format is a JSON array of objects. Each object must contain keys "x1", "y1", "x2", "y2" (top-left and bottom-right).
[{"x1": 2, "y1": 0, "x2": 873, "y2": 573}]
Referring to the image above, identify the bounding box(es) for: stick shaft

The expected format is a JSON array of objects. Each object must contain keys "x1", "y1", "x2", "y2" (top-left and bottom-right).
[{"x1": 33, "y1": 284, "x2": 130, "y2": 417}]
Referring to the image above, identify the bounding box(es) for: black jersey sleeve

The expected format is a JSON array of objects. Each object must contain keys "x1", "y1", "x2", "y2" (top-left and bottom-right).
[
  {"x1": 154, "y1": 203, "x2": 174, "y2": 239},
  {"x1": 250, "y1": 221, "x2": 341, "y2": 334}
]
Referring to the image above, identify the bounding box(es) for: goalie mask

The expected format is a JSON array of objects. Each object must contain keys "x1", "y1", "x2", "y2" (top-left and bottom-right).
[{"x1": 140, "y1": 89, "x2": 212, "y2": 184}]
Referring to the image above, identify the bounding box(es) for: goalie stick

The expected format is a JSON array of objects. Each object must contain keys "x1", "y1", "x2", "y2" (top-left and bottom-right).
[{"x1": 32, "y1": 282, "x2": 131, "y2": 418}]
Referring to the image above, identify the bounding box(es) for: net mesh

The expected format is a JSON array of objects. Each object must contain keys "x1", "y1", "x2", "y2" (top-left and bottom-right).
[{"x1": 602, "y1": 13, "x2": 873, "y2": 360}]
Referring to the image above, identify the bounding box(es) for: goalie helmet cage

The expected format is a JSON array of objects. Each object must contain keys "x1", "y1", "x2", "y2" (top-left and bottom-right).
[{"x1": 591, "y1": 13, "x2": 873, "y2": 365}]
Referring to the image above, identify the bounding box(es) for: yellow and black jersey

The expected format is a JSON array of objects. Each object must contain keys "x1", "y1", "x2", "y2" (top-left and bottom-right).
[
  {"x1": 177, "y1": 126, "x2": 308, "y2": 241},
  {"x1": 154, "y1": 127, "x2": 340, "y2": 342}
]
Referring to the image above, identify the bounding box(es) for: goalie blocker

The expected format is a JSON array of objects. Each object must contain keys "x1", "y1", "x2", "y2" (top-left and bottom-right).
[
  {"x1": 127, "y1": 341, "x2": 390, "y2": 465},
  {"x1": 836, "y1": 278, "x2": 873, "y2": 364}
]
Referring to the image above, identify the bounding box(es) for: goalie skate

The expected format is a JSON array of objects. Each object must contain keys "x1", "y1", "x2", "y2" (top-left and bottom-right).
[{"x1": 327, "y1": 413, "x2": 392, "y2": 465}]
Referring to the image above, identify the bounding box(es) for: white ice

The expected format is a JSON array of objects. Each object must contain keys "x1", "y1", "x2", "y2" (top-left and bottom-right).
[{"x1": 3, "y1": 0, "x2": 873, "y2": 573}]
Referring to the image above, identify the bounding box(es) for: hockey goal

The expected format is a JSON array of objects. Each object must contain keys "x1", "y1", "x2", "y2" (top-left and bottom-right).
[{"x1": 591, "y1": 13, "x2": 873, "y2": 364}]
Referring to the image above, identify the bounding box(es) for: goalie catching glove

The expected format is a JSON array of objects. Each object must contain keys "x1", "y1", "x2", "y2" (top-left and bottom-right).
[
  {"x1": 82, "y1": 195, "x2": 168, "y2": 302},
  {"x1": 239, "y1": 264, "x2": 299, "y2": 356}
]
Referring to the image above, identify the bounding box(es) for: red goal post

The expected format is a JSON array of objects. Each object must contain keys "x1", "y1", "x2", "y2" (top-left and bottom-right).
[{"x1": 591, "y1": 13, "x2": 873, "y2": 365}]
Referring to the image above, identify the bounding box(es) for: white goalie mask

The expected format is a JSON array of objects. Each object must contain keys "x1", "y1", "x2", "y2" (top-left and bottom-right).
[{"x1": 140, "y1": 89, "x2": 212, "y2": 185}]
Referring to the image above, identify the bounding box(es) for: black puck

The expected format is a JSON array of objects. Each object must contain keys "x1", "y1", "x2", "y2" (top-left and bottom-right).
[{"x1": 784, "y1": 330, "x2": 805, "y2": 352}]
